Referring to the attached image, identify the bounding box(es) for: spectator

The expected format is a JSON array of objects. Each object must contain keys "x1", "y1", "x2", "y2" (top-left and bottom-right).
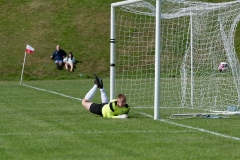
[
  {"x1": 65, "y1": 52, "x2": 76, "y2": 72},
  {"x1": 50, "y1": 45, "x2": 67, "y2": 69}
]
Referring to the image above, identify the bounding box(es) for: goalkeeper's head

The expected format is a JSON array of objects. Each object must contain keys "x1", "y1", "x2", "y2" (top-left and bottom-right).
[{"x1": 116, "y1": 94, "x2": 127, "y2": 108}]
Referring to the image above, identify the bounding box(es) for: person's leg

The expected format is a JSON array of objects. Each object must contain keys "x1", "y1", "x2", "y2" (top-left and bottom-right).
[
  {"x1": 82, "y1": 84, "x2": 98, "y2": 110},
  {"x1": 69, "y1": 63, "x2": 74, "y2": 72},
  {"x1": 100, "y1": 87, "x2": 108, "y2": 103},
  {"x1": 55, "y1": 60, "x2": 60, "y2": 69},
  {"x1": 65, "y1": 63, "x2": 68, "y2": 70},
  {"x1": 59, "y1": 61, "x2": 63, "y2": 68},
  {"x1": 94, "y1": 75, "x2": 107, "y2": 103}
]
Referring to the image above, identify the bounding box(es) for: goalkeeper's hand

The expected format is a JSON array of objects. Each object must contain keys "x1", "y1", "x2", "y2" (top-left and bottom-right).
[{"x1": 118, "y1": 114, "x2": 128, "y2": 119}]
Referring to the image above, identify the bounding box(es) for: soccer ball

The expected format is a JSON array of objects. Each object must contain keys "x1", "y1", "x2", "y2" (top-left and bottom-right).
[{"x1": 218, "y1": 62, "x2": 229, "y2": 72}]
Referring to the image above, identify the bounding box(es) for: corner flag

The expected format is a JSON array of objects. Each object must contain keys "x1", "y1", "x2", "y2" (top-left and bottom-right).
[
  {"x1": 20, "y1": 45, "x2": 34, "y2": 85},
  {"x1": 26, "y1": 45, "x2": 34, "y2": 54}
]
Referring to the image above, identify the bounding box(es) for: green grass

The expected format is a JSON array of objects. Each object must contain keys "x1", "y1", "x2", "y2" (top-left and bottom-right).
[
  {"x1": 0, "y1": 0, "x2": 117, "y2": 81},
  {"x1": 1, "y1": 80, "x2": 240, "y2": 159},
  {"x1": 1, "y1": 0, "x2": 240, "y2": 159},
  {"x1": 1, "y1": 0, "x2": 240, "y2": 81}
]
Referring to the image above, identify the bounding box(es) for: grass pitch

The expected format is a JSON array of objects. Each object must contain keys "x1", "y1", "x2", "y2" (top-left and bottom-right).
[
  {"x1": 1, "y1": 80, "x2": 240, "y2": 160},
  {"x1": 1, "y1": 1, "x2": 240, "y2": 159}
]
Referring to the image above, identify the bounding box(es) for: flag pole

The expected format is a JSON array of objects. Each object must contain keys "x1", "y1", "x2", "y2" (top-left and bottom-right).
[{"x1": 20, "y1": 52, "x2": 27, "y2": 85}]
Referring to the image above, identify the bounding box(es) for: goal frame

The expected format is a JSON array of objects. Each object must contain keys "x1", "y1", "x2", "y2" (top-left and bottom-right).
[
  {"x1": 110, "y1": 0, "x2": 161, "y2": 120},
  {"x1": 110, "y1": 0, "x2": 240, "y2": 120}
]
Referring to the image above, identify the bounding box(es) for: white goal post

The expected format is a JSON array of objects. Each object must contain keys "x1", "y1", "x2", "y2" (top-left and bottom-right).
[
  {"x1": 110, "y1": 0, "x2": 161, "y2": 120},
  {"x1": 110, "y1": 0, "x2": 240, "y2": 119}
]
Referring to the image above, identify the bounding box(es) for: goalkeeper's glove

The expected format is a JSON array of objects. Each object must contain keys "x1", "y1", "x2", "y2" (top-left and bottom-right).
[{"x1": 118, "y1": 114, "x2": 128, "y2": 119}]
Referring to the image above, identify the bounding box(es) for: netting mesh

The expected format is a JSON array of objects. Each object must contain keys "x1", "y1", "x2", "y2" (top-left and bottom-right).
[{"x1": 113, "y1": 0, "x2": 240, "y2": 116}]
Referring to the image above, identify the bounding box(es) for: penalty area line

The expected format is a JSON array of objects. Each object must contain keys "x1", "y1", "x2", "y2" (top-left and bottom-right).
[
  {"x1": 22, "y1": 83, "x2": 82, "y2": 101},
  {"x1": 0, "y1": 130, "x2": 196, "y2": 136},
  {"x1": 136, "y1": 111, "x2": 240, "y2": 141}
]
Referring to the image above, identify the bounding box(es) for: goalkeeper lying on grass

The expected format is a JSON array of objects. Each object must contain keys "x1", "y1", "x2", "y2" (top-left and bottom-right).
[{"x1": 82, "y1": 74, "x2": 130, "y2": 119}]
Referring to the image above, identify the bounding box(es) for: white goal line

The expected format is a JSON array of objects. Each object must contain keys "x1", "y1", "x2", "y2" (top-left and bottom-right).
[
  {"x1": 172, "y1": 111, "x2": 240, "y2": 117},
  {"x1": 22, "y1": 83, "x2": 82, "y2": 101}
]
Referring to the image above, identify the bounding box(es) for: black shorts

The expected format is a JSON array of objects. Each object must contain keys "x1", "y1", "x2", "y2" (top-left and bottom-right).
[{"x1": 89, "y1": 103, "x2": 108, "y2": 116}]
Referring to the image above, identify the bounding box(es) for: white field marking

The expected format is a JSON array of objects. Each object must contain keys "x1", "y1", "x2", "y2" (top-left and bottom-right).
[
  {"x1": 22, "y1": 84, "x2": 82, "y2": 101},
  {"x1": 0, "y1": 130, "x2": 195, "y2": 136},
  {"x1": 2, "y1": 102, "x2": 70, "y2": 105},
  {"x1": 22, "y1": 83, "x2": 240, "y2": 141},
  {"x1": 137, "y1": 111, "x2": 240, "y2": 141},
  {"x1": 132, "y1": 106, "x2": 183, "y2": 109},
  {"x1": 21, "y1": 84, "x2": 176, "y2": 108}
]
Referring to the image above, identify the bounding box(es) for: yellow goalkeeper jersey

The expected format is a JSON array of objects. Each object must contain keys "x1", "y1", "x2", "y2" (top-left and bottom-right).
[{"x1": 102, "y1": 99, "x2": 130, "y2": 118}]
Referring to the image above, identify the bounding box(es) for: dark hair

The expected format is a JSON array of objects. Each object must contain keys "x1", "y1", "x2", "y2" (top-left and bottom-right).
[
  {"x1": 68, "y1": 52, "x2": 73, "y2": 60},
  {"x1": 117, "y1": 94, "x2": 126, "y2": 100}
]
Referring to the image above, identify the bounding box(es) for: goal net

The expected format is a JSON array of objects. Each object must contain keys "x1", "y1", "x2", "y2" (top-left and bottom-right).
[{"x1": 110, "y1": 0, "x2": 240, "y2": 118}]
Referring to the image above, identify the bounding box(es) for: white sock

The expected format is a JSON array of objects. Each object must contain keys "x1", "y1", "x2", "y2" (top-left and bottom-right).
[
  {"x1": 100, "y1": 87, "x2": 109, "y2": 103},
  {"x1": 84, "y1": 85, "x2": 98, "y2": 101}
]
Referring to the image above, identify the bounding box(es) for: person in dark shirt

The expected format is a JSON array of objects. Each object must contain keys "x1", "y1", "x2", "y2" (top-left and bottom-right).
[{"x1": 50, "y1": 45, "x2": 67, "y2": 69}]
